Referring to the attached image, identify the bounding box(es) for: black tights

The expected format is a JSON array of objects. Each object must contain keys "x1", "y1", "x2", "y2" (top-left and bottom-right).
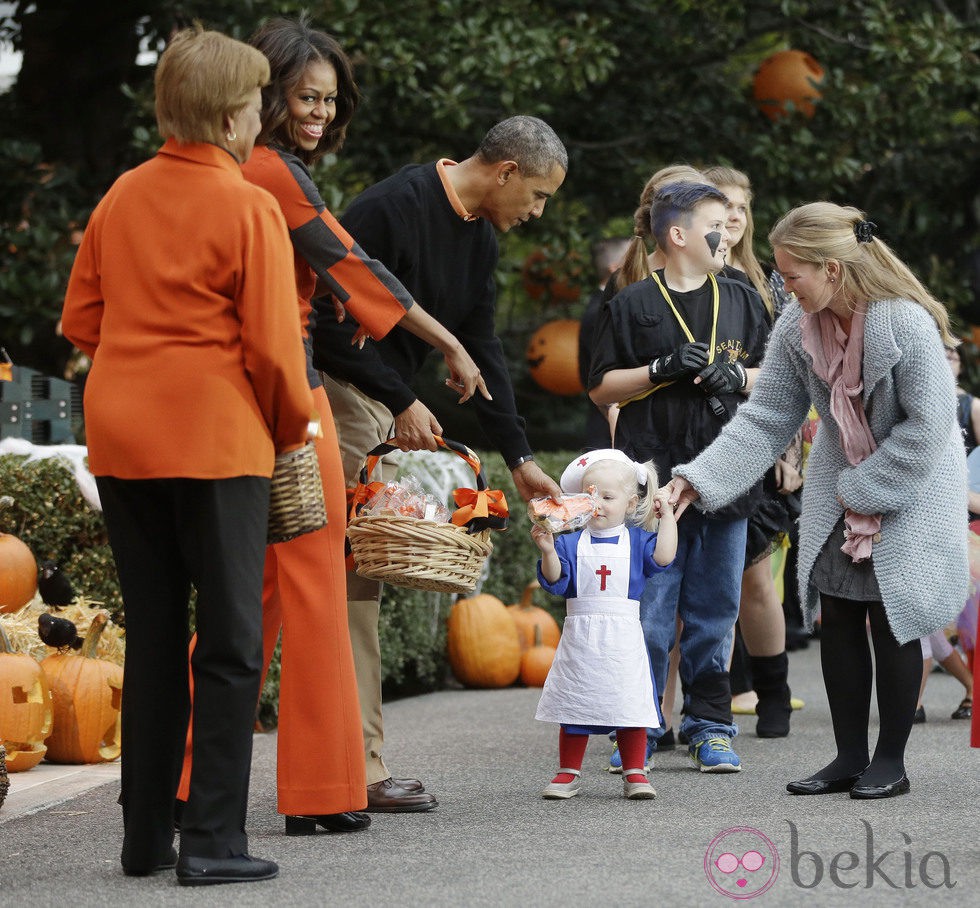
[{"x1": 806, "y1": 594, "x2": 922, "y2": 787}]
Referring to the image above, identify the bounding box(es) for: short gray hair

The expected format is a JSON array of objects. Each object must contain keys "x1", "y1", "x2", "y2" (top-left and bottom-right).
[{"x1": 476, "y1": 116, "x2": 568, "y2": 177}]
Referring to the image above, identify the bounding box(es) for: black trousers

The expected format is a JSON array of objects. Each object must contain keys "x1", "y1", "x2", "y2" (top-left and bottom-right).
[{"x1": 97, "y1": 475, "x2": 269, "y2": 871}]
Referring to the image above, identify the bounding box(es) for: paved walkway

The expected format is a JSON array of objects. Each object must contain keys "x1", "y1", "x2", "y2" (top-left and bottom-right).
[{"x1": 1, "y1": 641, "x2": 978, "y2": 905}]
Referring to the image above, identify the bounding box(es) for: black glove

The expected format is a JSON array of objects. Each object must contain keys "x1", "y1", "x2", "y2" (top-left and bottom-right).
[
  {"x1": 697, "y1": 361, "x2": 747, "y2": 396},
  {"x1": 648, "y1": 342, "x2": 710, "y2": 383}
]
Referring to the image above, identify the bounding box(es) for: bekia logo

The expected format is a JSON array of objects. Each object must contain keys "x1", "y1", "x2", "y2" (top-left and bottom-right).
[
  {"x1": 705, "y1": 822, "x2": 956, "y2": 898},
  {"x1": 704, "y1": 826, "x2": 779, "y2": 899}
]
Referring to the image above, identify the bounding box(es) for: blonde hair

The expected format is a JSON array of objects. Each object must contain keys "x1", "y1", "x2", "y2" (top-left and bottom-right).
[
  {"x1": 616, "y1": 164, "x2": 704, "y2": 291},
  {"x1": 582, "y1": 459, "x2": 660, "y2": 532},
  {"x1": 155, "y1": 26, "x2": 270, "y2": 146},
  {"x1": 702, "y1": 165, "x2": 774, "y2": 317},
  {"x1": 769, "y1": 202, "x2": 954, "y2": 345}
]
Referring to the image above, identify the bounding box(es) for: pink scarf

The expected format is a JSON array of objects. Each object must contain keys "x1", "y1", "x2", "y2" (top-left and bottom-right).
[{"x1": 801, "y1": 307, "x2": 881, "y2": 562}]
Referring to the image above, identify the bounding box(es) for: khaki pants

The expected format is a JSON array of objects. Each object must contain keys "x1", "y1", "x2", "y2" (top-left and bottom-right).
[{"x1": 321, "y1": 373, "x2": 398, "y2": 785}]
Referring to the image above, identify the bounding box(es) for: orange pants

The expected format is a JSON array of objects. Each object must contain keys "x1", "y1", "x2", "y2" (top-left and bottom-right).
[{"x1": 179, "y1": 386, "x2": 367, "y2": 814}]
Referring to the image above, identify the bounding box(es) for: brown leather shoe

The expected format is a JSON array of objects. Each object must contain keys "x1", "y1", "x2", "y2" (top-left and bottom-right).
[
  {"x1": 391, "y1": 777, "x2": 425, "y2": 792},
  {"x1": 366, "y1": 777, "x2": 438, "y2": 813}
]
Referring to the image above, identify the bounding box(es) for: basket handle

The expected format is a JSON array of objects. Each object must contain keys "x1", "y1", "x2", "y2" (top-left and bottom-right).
[
  {"x1": 346, "y1": 436, "x2": 507, "y2": 534},
  {"x1": 360, "y1": 436, "x2": 487, "y2": 489}
]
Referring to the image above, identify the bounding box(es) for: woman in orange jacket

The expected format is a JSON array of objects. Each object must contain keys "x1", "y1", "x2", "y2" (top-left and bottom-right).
[
  {"x1": 61, "y1": 28, "x2": 311, "y2": 885},
  {"x1": 178, "y1": 15, "x2": 488, "y2": 832}
]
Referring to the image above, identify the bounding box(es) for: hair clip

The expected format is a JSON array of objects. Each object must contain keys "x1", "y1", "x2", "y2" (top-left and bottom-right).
[{"x1": 854, "y1": 220, "x2": 877, "y2": 244}]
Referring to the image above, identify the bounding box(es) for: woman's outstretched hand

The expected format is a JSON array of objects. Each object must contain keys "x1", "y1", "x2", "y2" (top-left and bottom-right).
[{"x1": 662, "y1": 476, "x2": 700, "y2": 519}]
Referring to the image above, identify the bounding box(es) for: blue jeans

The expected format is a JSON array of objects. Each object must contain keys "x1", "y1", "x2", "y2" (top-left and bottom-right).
[{"x1": 640, "y1": 510, "x2": 745, "y2": 748}]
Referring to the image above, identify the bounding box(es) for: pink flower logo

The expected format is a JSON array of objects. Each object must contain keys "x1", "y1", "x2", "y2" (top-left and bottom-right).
[{"x1": 705, "y1": 826, "x2": 779, "y2": 899}]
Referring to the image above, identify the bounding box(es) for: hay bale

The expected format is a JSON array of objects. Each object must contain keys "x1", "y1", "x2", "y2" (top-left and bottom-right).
[{"x1": 0, "y1": 593, "x2": 125, "y2": 666}]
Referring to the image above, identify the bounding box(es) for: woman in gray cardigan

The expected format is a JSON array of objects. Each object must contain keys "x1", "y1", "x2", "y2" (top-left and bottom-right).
[{"x1": 667, "y1": 202, "x2": 967, "y2": 800}]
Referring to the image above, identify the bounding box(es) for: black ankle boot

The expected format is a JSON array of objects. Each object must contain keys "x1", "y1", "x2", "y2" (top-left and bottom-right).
[{"x1": 750, "y1": 652, "x2": 792, "y2": 738}]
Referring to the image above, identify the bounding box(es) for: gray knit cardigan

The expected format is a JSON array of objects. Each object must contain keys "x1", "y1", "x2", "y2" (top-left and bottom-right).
[{"x1": 674, "y1": 298, "x2": 968, "y2": 644}]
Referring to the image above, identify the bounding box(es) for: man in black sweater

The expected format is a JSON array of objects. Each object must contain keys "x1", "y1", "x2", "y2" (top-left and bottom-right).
[{"x1": 312, "y1": 115, "x2": 566, "y2": 813}]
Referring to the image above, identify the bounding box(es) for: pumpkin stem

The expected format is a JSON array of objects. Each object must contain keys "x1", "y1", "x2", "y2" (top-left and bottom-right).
[
  {"x1": 0, "y1": 621, "x2": 14, "y2": 654},
  {"x1": 79, "y1": 612, "x2": 109, "y2": 659},
  {"x1": 519, "y1": 580, "x2": 540, "y2": 609}
]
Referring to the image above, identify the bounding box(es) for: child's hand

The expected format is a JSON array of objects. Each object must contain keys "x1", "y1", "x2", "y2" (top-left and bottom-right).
[
  {"x1": 530, "y1": 524, "x2": 556, "y2": 553},
  {"x1": 652, "y1": 488, "x2": 676, "y2": 521}
]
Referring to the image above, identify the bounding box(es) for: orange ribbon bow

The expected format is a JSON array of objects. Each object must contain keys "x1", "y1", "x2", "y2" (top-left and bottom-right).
[{"x1": 451, "y1": 488, "x2": 509, "y2": 527}]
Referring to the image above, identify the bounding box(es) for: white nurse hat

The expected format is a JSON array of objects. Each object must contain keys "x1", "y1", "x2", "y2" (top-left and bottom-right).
[{"x1": 559, "y1": 449, "x2": 648, "y2": 494}]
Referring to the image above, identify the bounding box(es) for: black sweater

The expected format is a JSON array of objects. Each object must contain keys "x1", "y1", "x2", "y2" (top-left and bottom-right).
[{"x1": 311, "y1": 162, "x2": 531, "y2": 465}]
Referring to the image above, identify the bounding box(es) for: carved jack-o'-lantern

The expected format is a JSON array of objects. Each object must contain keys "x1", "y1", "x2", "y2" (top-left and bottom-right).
[
  {"x1": 0, "y1": 623, "x2": 53, "y2": 771},
  {"x1": 41, "y1": 612, "x2": 123, "y2": 764},
  {"x1": 753, "y1": 49, "x2": 825, "y2": 121},
  {"x1": 526, "y1": 319, "x2": 584, "y2": 396}
]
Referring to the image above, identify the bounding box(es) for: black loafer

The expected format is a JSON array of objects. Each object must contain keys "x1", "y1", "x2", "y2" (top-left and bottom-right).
[
  {"x1": 284, "y1": 811, "x2": 372, "y2": 835},
  {"x1": 849, "y1": 774, "x2": 911, "y2": 800},
  {"x1": 787, "y1": 773, "x2": 863, "y2": 795},
  {"x1": 176, "y1": 854, "x2": 279, "y2": 886},
  {"x1": 122, "y1": 846, "x2": 178, "y2": 876}
]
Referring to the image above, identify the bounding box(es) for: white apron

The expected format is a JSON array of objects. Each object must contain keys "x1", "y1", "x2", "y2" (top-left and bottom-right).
[{"x1": 535, "y1": 525, "x2": 660, "y2": 728}]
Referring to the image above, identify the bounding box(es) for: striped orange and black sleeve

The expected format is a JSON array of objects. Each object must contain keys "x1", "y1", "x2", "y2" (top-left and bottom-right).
[{"x1": 245, "y1": 146, "x2": 412, "y2": 341}]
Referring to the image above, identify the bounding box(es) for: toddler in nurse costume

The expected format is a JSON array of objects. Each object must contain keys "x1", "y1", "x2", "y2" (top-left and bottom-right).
[{"x1": 531, "y1": 449, "x2": 677, "y2": 800}]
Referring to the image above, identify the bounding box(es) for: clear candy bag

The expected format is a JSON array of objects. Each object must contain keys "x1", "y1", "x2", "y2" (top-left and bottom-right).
[
  {"x1": 527, "y1": 488, "x2": 599, "y2": 534},
  {"x1": 361, "y1": 477, "x2": 451, "y2": 523}
]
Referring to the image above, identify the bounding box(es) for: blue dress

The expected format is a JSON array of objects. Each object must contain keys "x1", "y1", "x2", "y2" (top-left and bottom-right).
[{"x1": 535, "y1": 524, "x2": 669, "y2": 732}]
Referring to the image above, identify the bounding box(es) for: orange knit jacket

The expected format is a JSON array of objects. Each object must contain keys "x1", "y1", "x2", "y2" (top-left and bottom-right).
[{"x1": 62, "y1": 139, "x2": 313, "y2": 479}]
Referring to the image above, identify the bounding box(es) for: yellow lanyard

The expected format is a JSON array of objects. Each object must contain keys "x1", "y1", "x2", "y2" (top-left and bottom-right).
[{"x1": 618, "y1": 272, "x2": 720, "y2": 408}]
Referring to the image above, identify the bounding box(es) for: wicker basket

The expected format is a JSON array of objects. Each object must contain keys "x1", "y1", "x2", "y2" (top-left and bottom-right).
[
  {"x1": 346, "y1": 438, "x2": 504, "y2": 594},
  {"x1": 268, "y1": 442, "x2": 327, "y2": 544}
]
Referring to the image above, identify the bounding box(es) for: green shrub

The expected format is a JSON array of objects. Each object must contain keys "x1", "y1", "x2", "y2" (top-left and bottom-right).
[
  {"x1": 0, "y1": 453, "x2": 121, "y2": 613},
  {"x1": 0, "y1": 447, "x2": 580, "y2": 722}
]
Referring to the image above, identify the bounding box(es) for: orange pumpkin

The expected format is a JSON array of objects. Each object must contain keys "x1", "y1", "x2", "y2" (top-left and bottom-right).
[
  {"x1": 0, "y1": 495, "x2": 39, "y2": 612},
  {"x1": 41, "y1": 612, "x2": 123, "y2": 764},
  {"x1": 520, "y1": 625, "x2": 557, "y2": 687},
  {"x1": 526, "y1": 319, "x2": 584, "y2": 396},
  {"x1": 447, "y1": 593, "x2": 521, "y2": 688},
  {"x1": 0, "y1": 621, "x2": 53, "y2": 771},
  {"x1": 507, "y1": 580, "x2": 561, "y2": 651},
  {"x1": 753, "y1": 49, "x2": 825, "y2": 121}
]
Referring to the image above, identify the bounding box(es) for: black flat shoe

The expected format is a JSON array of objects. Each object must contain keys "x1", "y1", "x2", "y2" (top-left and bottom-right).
[
  {"x1": 122, "y1": 847, "x2": 178, "y2": 876},
  {"x1": 176, "y1": 854, "x2": 279, "y2": 886},
  {"x1": 849, "y1": 774, "x2": 911, "y2": 800},
  {"x1": 658, "y1": 728, "x2": 676, "y2": 750},
  {"x1": 912, "y1": 706, "x2": 926, "y2": 724},
  {"x1": 284, "y1": 811, "x2": 372, "y2": 835},
  {"x1": 951, "y1": 697, "x2": 972, "y2": 720},
  {"x1": 787, "y1": 773, "x2": 863, "y2": 795}
]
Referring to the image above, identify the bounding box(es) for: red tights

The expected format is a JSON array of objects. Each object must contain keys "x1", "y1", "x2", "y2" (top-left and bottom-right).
[{"x1": 553, "y1": 727, "x2": 648, "y2": 784}]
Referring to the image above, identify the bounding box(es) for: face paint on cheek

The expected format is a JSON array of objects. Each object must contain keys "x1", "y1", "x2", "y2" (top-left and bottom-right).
[{"x1": 705, "y1": 232, "x2": 722, "y2": 256}]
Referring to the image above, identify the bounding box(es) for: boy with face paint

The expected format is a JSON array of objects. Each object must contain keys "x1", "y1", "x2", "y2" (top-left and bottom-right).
[{"x1": 588, "y1": 182, "x2": 770, "y2": 774}]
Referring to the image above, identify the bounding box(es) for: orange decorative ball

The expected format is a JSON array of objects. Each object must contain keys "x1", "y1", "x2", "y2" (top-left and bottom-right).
[
  {"x1": 753, "y1": 49, "x2": 824, "y2": 121},
  {"x1": 526, "y1": 319, "x2": 584, "y2": 396},
  {"x1": 521, "y1": 250, "x2": 582, "y2": 303}
]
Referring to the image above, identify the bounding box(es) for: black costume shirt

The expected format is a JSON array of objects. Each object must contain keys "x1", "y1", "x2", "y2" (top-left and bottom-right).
[{"x1": 589, "y1": 270, "x2": 769, "y2": 519}]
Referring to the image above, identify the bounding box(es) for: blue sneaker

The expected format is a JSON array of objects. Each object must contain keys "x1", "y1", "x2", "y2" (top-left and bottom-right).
[
  {"x1": 607, "y1": 740, "x2": 655, "y2": 774},
  {"x1": 689, "y1": 737, "x2": 742, "y2": 773}
]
